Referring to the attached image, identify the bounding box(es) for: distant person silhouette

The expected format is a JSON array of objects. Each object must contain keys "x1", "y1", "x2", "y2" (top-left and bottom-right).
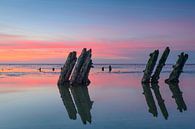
[
  {"x1": 52, "y1": 68, "x2": 55, "y2": 71},
  {"x1": 102, "y1": 67, "x2": 104, "y2": 71},
  {"x1": 109, "y1": 65, "x2": 112, "y2": 72},
  {"x1": 38, "y1": 68, "x2": 42, "y2": 72}
]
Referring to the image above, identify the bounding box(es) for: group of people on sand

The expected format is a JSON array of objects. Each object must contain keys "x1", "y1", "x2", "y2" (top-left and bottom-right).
[
  {"x1": 38, "y1": 65, "x2": 113, "y2": 73},
  {"x1": 101, "y1": 65, "x2": 112, "y2": 72},
  {"x1": 38, "y1": 67, "x2": 55, "y2": 72}
]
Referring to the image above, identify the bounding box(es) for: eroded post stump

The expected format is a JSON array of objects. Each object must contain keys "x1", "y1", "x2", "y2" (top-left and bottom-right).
[
  {"x1": 151, "y1": 47, "x2": 170, "y2": 83},
  {"x1": 165, "y1": 52, "x2": 188, "y2": 83},
  {"x1": 70, "y1": 48, "x2": 92, "y2": 86},
  {"x1": 58, "y1": 51, "x2": 77, "y2": 86},
  {"x1": 142, "y1": 50, "x2": 159, "y2": 83}
]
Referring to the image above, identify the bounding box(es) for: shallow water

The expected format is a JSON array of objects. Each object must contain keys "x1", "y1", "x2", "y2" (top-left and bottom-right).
[{"x1": 0, "y1": 64, "x2": 195, "y2": 129}]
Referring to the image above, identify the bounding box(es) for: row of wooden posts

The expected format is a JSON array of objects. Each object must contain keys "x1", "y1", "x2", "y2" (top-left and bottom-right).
[
  {"x1": 58, "y1": 48, "x2": 93, "y2": 87},
  {"x1": 141, "y1": 47, "x2": 188, "y2": 119},
  {"x1": 142, "y1": 47, "x2": 188, "y2": 84},
  {"x1": 58, "y1": 47, "x2": 189, "y2": 85},
  {"x1": 58, "y1": 47, "x2": 188, "y2": 122},
  {"x1": 57, "y1": 48, "x2": 93, "y2": 124}
]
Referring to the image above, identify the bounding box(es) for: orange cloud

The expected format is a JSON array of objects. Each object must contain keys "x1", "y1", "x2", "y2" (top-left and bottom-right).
[{"x1": 0, "y1": 33, "x2": 194, "y2": 63}]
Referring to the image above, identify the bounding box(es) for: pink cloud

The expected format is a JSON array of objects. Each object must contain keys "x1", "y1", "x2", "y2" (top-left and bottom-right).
[{"x1": 0, "y1": 32, "x2": 194, "y2": 63}]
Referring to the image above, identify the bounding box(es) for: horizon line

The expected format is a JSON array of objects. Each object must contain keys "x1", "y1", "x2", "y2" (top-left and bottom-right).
[{"x1": 0, "y1": 63, "x2": 194, "y2": 65}]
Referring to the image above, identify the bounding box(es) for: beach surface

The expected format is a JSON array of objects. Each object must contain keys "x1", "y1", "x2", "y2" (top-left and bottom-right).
[{"x1": 0, "y1": 64, "x2": 195, "y2": 129}]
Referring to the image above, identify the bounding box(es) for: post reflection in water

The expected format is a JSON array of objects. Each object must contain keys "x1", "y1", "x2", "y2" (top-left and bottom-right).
[
  {"x1": 167, "y1": 82, "x2": 187, "y2": 112},
  {"x1": 142, "y1": 83, "x2": 158, "y2": 117},
  {"x1": 151, "y1": 83, "x2": 168, "y2": 120},
  {"x1": 58, "y1": 83, "x2": 77, "y2": 120},
  {"x1": 58, "y1": 83, "x2": 93, "y2": 124},
  {"x1": 142, "y1": 82, "x2": 187, "y2": 120}
]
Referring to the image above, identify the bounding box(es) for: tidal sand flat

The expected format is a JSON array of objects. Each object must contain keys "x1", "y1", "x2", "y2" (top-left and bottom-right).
[{"x1": 0, "y1": 64, "x2": 195, "y2": 129}]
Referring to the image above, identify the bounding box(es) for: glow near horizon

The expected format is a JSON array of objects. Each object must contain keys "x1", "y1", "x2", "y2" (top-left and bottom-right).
[{"x1": 0, "y1": 0, "x2": 195, "y2": 63}]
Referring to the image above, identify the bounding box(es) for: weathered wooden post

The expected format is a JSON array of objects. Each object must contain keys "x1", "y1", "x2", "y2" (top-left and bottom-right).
[
  {"x1": 76, "y1": 49, "x2": 92, "y2": 85},
  {"x1": 142, "y1": 50, "x2": 159, "y2": 83},
  {"x1": 70, "y1": 48, "x2": 92, "y2": 86},
  {"x1": 165, "y1": 52, "x2": 188, "y2": 83},
  {"x1": 151, "y1": 47, "x2": 170, "y2": 83},
  {"x1": 57, "y1": 51, "x2": 77, "y2": 86},
  {"x1": 70, "y1": 48, "x2": 87, "y2": 83}
]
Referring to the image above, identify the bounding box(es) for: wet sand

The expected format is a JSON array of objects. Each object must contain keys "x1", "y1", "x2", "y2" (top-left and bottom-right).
[{"x1": 0, "y1": 64, "x2": 195, "y2": 129}]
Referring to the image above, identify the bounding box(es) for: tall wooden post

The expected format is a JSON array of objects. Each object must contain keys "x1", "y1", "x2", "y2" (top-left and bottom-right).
[
  {"x1": 70, "y1": 48, "x2": 92, "y2": 86},
  {"x1": 165, "y1": 52, "x2": 188, "y2": 83},
  {"x1": 142, "y1": 50, "x2": 159, "y2": 83},
  {"x1": 58, "y1": 51, "x2": 77, "y2": 86},
  {"x1": 151, "y1": 47, "x2": 170, "y2": 83}
]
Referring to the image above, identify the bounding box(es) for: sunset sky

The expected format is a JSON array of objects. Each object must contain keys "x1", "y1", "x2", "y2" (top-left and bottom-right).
[{"x1": 0, "y1": 0, "x2": 194, "y2": 64}]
